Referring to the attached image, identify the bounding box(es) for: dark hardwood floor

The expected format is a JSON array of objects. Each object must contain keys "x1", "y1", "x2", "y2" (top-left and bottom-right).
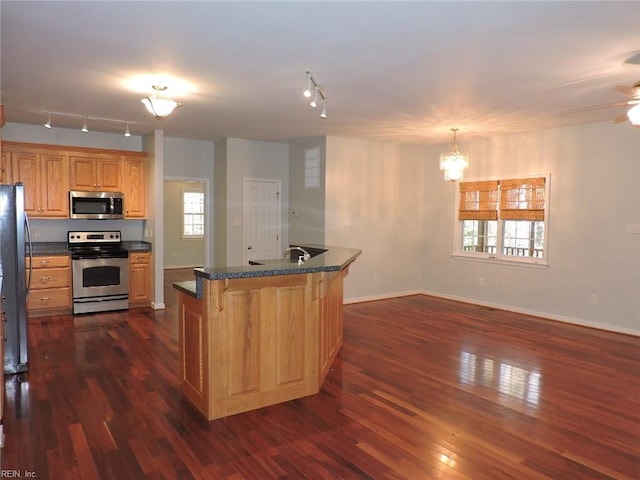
[{"x1": 1, "y1": 284, "x2": 639, "y2": 479}]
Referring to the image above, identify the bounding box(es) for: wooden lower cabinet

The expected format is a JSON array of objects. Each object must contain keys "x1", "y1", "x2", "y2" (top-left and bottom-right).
[
  {"x1": 27, "y1": 255, "x2": 72, "y2": 317},
  {"x1": 178, "y1": 268, "x2": 348, "y2": 421},
  {"x1": 129, "y1": 252, "x2": 151, "y2": 307}
]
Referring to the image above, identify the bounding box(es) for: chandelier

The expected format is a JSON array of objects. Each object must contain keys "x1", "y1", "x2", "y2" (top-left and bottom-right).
[
  {"x1": 141, "y1": 85, "x2": 181, "y2": 118},
  {"x1": 439, "y1": 128, "x2": 469, "y2": 182}
]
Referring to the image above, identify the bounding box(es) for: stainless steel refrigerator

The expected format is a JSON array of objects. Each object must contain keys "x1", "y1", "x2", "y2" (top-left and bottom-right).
[{"x1": 0, "y1": 183, "x2": 32, "y2": 374}]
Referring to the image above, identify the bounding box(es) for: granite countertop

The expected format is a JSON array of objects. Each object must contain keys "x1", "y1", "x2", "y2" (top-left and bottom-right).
[
  {"x1": 29, "y1": 241, "x2": 152, "y2": 256},
  {"x1": 173, "y1": 245, "x2": 361, "y2": 299}
]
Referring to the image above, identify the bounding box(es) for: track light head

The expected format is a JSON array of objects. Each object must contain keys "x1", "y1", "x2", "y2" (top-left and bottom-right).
[
  {"x1": 320, "y1": 100, "x2": 327, "y2": 119},
  {"x1": 310, "y1": 87, "x2": 319, "y2": 108},
  {"x1": 303, "y1": 71, "x2": 312, "y2": 98},
  {"x1": 44, "y1": 112, "x2": 52, "y2": 128},
  {"x1": 81, "y1": 117, "x2": 88, "y2": 133},
  {"x1": 124, "y1": 123, "x2": 131, "y2": 137}
]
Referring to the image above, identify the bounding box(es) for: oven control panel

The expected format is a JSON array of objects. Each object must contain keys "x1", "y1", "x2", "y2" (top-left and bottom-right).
[{"x1": 68, "y1": 230, "x2": 121, "y2": 245}]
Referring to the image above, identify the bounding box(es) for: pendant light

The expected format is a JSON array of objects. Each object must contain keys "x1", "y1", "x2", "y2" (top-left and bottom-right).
[{"x1": 439, "y1": 128, "x2": 469, "y2": 182}]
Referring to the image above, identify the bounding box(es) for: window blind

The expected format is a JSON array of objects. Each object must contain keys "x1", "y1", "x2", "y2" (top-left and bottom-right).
[
  {"x1": 459, "y1": 180, "x2": 498, "y2": 220},
  {"x1": 499, "y1": 177, "x2": 545, "y2": 221}
]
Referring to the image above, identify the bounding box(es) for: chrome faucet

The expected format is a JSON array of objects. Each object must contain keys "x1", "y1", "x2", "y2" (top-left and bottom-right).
[{"x1": 283, "y1": 246, "x2": 311, "y2": 265}]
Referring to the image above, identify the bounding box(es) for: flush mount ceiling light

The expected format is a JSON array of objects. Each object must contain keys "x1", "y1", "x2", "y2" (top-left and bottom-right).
[
  {"x1": 42, "y1": 111, "x2": 135, "y2": 137},
  {"x1": 439, "y1": 128, "x2": 469, "y2": 182},
  {"x1": 303, "y1": 70, "x2": 327, "y2": 119},
  {"x1": 141, "y1": 85, "x2": 181, "y2": 118}
]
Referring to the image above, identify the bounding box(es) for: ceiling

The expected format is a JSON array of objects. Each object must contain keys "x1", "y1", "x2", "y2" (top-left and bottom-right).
[{"x1": 1, "y1": 1, "x2": 639, "y2": 146}]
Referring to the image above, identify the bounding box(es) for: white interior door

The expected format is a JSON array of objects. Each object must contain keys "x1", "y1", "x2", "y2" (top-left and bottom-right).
[{"x1": 244, "y1": 178, "x2": 282, "y2": 264}]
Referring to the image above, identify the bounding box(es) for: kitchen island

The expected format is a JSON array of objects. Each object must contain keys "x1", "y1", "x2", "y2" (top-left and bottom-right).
[{"x1": 173, "y1": 245, "x2": 361, "y2": 421}]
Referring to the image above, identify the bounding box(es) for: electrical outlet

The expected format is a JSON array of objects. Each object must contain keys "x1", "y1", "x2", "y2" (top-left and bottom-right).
[
  {"x1": 478, "y1": 277, "x2": 485, "y2": 286},
  {"x1": 590, "y1": 294, "x2": 599, "y2": 305}
]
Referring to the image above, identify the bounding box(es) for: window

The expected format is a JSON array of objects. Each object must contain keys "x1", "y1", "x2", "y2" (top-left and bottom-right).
[
  {"x1": 182, "y1": 189, "x2": 204, "y2": 238},
  {"x1": 456, "y1": 175, "x2": 548, "y2": 265}
]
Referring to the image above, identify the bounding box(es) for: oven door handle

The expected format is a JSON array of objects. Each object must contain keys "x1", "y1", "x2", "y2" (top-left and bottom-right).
[{"x1": 71, "y1": 253, "x2": 129, "y2": 260}]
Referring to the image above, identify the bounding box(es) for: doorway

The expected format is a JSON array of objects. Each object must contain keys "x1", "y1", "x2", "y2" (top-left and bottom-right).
[
  {"x1": 243, "y1": 178, "x2": 282, "y2": 264},
  {"x1": 164, "y1": 180, "x2": 207, "y2": 269}
]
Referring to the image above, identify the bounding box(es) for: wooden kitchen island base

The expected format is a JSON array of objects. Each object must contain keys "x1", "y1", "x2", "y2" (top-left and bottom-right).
[{"x1": 177, "y1": 268, "x2": 348, "y2": 421}]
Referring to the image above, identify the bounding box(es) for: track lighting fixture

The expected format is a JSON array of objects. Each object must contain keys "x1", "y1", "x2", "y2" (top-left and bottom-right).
[
  {"x1": 303, "y1": 71, "x2": 312, "y2": 98},
  {"x1": 303, "y1": 70, "x2": 328, "y2": 119},
  {"x1": 141, "y1": 85, "x2": 181, "y2": 118},
  {"x1": 42, "y1": 111, "x2": 135, "y2": 137},
  {"x1": 310, "y1": 86, "x2": 319, "y2": 108}
]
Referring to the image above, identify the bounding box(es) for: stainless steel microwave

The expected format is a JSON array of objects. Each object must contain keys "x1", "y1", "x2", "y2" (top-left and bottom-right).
[{"x1": 69, "y1": 191, "x2": 124, "y2": 220}]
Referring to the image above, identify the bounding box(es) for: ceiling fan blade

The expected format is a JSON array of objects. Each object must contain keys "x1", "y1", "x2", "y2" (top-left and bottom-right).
[
  {"x1": 561, "y1": 101, "x2": 628, "y2": 115},
  {"x1": 624, "y1": 51, "x2": 640, "y2": 65},
  {"x1": 615, "y1": 85, "x2": 632, "y2": 95},
  {"x1": 613, "y1": 113, "x2": 628, "y2": 124}
]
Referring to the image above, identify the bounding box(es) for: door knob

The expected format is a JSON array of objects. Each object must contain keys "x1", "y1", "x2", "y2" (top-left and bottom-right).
[{"x1": 247, "y1": 245, "x2": 253, "y2": 250}]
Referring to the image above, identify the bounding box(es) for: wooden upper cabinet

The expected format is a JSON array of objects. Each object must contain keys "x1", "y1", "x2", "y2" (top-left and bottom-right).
[
  {"x1": 2, "y1": 142, "x2": 146, "y2": 219},
  {"x1": 69, "y1": 155, "x2": 122, "y2": 192},
  {"x1": 11, "y1": 150, "x2": 68, "y2": 217},
  {"x1": 123, "y1": 156, "x2": 146, "y2": 218},
  {"x1": 1, "y1": 150, "x2": 11, "y2": 183}
]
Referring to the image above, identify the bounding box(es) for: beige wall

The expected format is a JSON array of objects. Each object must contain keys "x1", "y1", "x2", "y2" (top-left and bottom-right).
[
  {"x1": 322, "y1": 123, "x2": 638, "y2": 334},
  {"x1": 422, "y1": 121, "x2": 640, "y2": 334},
  {"x1": 324, "y1": 136, "x2": 427, "y2": 302},
  {"x1": 163, "y1": 180, "x2": 205, "y2": 268}
]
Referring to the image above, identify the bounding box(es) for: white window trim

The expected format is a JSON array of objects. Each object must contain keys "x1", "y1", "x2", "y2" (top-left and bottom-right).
[
  {"x1": 452, "y1": 173, "x2": 550, "y2": 268},
  {"x1": 181, "y1": 186, "x2": 205, "y2": 240}
]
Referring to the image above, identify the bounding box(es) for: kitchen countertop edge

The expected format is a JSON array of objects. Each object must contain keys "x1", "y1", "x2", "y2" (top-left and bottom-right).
[
  {"x1": 177, "y1": 245, "x2": 361, "y2": 299},
  {"x1": 30, "y1": 241, "x2": 152, "y2": 256}
]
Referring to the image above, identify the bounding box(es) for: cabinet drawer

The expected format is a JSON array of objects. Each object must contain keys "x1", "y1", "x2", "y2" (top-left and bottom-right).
[
  {"x1": 129, "y1": 252, "x2": 150, "y2": 264},
  {"x1": 27, "y1": 287, "x2": 71, "y2": 310},
  {"x1": 28, "y1": 255, "x2": 70, "y2": 269},
  {"x1": 30, "y1": 268, "x2": 70, "y2": 289}
]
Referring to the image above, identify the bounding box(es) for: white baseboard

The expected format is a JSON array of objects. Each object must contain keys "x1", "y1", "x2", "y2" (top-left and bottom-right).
[
  {"x1": 345, "y1": 289, "x2": 639, "y2": 337},
  {"x1": 344, "y1": 289, "x2": 423, "y2": 305},
  {"x1": 150, "y1": 301, "x2": 166, "y2": 310},
  {"x1": 420, "y1": 290, "x2": 640, "y2": 337}
]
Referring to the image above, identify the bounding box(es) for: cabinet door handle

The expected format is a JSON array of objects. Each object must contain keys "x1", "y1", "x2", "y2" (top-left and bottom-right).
[
  {"x1": 40, "y1": 276, "x2": 51, "y2": 281},
  {"x1": 40, "y1": 297, "x2": 51, "y2": 302}
]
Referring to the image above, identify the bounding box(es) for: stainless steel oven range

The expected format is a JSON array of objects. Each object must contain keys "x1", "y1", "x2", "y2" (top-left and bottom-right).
[{"x1": 68, "y1": 230, "x2": 129, "y2": 314}]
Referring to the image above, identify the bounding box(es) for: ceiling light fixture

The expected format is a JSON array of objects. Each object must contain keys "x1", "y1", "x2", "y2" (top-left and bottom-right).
[
  {"x1": 439, "y1": 128, "x2": 469, "y2": 182},
  {"x1": 303, "y1": 70, "x2": 327, "y2": 119},
  {"x1": 42, "y1": 111, "x2": 135, "y2": 137},
  {"x1": 141, "y1": 85, "x2": 181, "y2": 118},
  {"x1": 303, "y1": 71, "x2": 312, "y2": 98},
  {"x1": 310, "y1": 86, "x2": 319, "y2": 108},
  {"x1": 627, "y1": 103, "x2": 640, "y2": 125}
]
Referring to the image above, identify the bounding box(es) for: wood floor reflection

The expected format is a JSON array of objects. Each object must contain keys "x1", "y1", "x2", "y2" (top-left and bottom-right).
[{"x1": 2, "y1": 293, "x2": 639, "y2": 479}]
